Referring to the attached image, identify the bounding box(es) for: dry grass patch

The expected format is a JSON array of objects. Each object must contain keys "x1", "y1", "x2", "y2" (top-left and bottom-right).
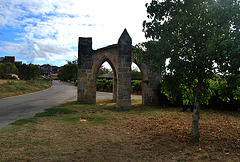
[
  {"x1": 0, "y1": 100, "x2": 239, "y2": 161},
  {"x1": 0, "y1": 80, "x2": 52, "y2": 98},
  {"x1": 0, "y1": 79, "x2": 8, "y2": 84}
]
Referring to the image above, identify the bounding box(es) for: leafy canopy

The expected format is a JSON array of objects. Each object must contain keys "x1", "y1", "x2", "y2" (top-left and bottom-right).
[
  {"x1": 97, "y1": 65, "x2": 112, "y2": 77},
  {"x1": 0, "y1": 63, "x2": 18, "y2": 79},
  {"x1": 138, "y1": 0, "x2": 240, "y2": 104},
  {"x1": 18, "y1": 64, "x2": 41, "y2": 80},
  {"x1": 58, "y1": 60, "x2": 78, "y2": 82}
]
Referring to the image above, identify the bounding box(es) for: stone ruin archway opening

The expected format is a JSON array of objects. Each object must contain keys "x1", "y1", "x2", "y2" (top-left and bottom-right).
[
  {"x1": 78, "y1": 29, "x2": 162, "y2": 109},
  {"x1": 95, "y1": 60, "x2": 117, "y2": 102},
  {"x1": 131, "y1": 62, "x2": 143, "y2": 105}
]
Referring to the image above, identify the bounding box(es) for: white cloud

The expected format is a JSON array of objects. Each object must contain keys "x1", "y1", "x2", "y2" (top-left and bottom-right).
[{"x1": 0, "y1": 0, "x2": 151, "y2": 65}]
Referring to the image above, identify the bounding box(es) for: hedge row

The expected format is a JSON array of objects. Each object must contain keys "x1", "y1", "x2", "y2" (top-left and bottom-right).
[
  {"x1": 155, "y1": 84, "x2": 240, "y2": 111},
  {"x1": 97, "y1": 79, "x2": 113, "y2": 92},
  {"x1": 96, "y1": 79, "x2": 142, "y2": 94},
  {"x1": 87, "y1": 78, "x2": 239, "y2": 111}
]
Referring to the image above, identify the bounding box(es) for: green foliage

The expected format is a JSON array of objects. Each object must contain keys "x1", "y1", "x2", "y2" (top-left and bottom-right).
[
  {"x1": 159, "y1": 77, "x2": 214, "y2": 105},
  {"x1": 6, "y1": 81, "x2": 16, "y2": 85},
  {"x1": 96, "y1": 79, "x2": 142, "y2": 94},
  {"x1": 133, "y1": 41, "x2": 166, "y2": 73},
  {"x1": 210, "y1": 75, "x2": 240, "y2": 102},
  {"x1": 11, "y1": 118, "x2": 36, "y2": 126},
  {"x1": 97, "y1": 79, "x2": 113, "y2": 92},
  {"x1": 18, "y1": 64, "x2": 41, "y2": 80},
  {"x1": 140, "y1": 0, "x2": 240, "y2": 105},
  {"x1": 142, "y1": 0, "x2": 240, "y2": 143},
  {"x1": 131, "y1": 80, "x2": 142, "y2": 94},
  {"x1": 58, "y1": 60, "x2": 77, "y2": 82},
  {"x1": 131, "y1": 68, "x2": 142, "y2": 80},
  {"x1": 0, "y1": 63, "x2": 18, "y2": 79},
  {"x1": 97, "y1": 65, "x2": 112, "y2": 76}
]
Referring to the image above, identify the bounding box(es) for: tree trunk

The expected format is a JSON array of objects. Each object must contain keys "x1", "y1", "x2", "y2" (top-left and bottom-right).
[{"x1": 192, "y1": 78, "x2": 203, "y2": 144}]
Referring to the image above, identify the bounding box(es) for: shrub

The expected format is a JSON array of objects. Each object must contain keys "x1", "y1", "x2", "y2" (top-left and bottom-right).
[
  {"x1": 155, "y1": 82, "x2": 240, "y2": 111},
  {"x1": 58, "y1": 61, "x2": 77, "y2": 82},
  {"x1": 203, "y1": 84, "x2": 240, "y2": 111},
  {"x1": 97, "y1": 79, "x2": 113, "y2": 92},
  {"x1": 131, "y1": 80, "x2": 142, "y2": 94},
  {"x1": 0, "y1": 63, "x2": 18, "y2": 79},
  {"x1": 96, "y1": 79, "x2": 143, "y2": 94}
]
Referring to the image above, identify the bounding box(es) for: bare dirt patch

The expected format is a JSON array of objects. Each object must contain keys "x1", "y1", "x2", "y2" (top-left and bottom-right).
[
  {"x1": 106, "y1": 102, "x2": 116, "y2": 106},
  {"x1": 0, "y1": 79, "x2": 8, "y2": 84}
]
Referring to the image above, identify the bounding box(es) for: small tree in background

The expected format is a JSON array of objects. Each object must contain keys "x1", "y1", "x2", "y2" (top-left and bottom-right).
[
  {"x1": 140, "y1": 0, "x2": 240, "y2": 144},
  {"x1": 58, "y1": 60, "x2": 78, "y2": 82},
  {"x1": 131, "y1": 67, "x2": 142, "y2": 80},
  {"x1": 18, "y1": 64, "x2": 41, "y2": 80},
  {"x1": 97, "y1": 65, "x2": 112, "y2": 77},
  {"x1": 0, "y1": 63, "x2": 18, "y2": 79}
]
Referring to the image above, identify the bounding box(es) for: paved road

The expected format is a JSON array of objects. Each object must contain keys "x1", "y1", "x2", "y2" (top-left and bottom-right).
[
  {"x1": 0, "y1": 80, "x2": 77, "y2": 129},
  {"x1": 0, "y1": 81, "x2": 141, "y2": 130}
]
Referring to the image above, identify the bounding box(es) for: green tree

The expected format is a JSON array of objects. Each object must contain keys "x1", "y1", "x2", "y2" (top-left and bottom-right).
[
  {"x1": 97, "y1": 65, "x2": 112, "y2": 76},
  {"x1": 0, "y1": 63, "x2": 18, "y2": 79},
  {"x1": 18, "y1": 64, "x2": 41, "y2": 80},
  {"x1": 58, "y1": 60, "x2": 78, "y2": 82},
  {"x1": 141, "y1": 0, "x2": 240, "y2": 144},
  {"x1": 131, "y1": 68, "x2": 142, "y2": 80}
]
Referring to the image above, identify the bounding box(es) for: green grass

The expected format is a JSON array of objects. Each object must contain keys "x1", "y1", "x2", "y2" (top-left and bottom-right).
[
  {"x1": 35, "y1": 108, "x2": 77, "y2": 117},
  {"x1": 0, "y1": 99, "x2": 239, "y2": 161},
  {"x1": 0, "y1": 80, "x2": 52, "y2": 98},
  {"x1": 11, "y1": 118, "x2": 36, "y2": 126}
]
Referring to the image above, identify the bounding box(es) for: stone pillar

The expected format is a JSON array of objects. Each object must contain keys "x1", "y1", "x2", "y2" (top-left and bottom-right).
[
  {"x1": 117, "y1": 29, "x2": 132, "y2": 109},
  {"x1": 143, "y1": 74, "x2": 162, "y2": 106},
  {"x1": 141, "y1": 63, "x2": 162, "y2": 106},
  {"x1": 77, "y1": 37, "x2": 96, "y2": 104},
  {"x1": 113, "y1": 72, "x2": 117, "y2": 102}
]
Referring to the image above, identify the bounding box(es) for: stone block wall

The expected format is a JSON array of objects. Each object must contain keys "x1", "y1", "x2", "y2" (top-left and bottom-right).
[
  {"x1": 77, "y1": 29, "x2": 162, "y2": 108},
  {"x1": 78, "y1": 37, "x2": 96, "y2": 104},
  {"x1": 138, "y1": 63, "x2": 162, "y2": 106},
  {"x1": 77, "y1": 30, "x2": 132, "y2": 109},
  {"x1": 116, "y1": 29, "x2": 132, "y2": 109}
]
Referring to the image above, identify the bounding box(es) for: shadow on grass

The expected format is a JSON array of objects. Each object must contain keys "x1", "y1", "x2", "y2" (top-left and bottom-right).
[
  {"x1": 35, "y1": 108, "x2": 77, "y2": 117},
  {"x1": 11, "y1": 118, "x2": 36, "y2": 126},
  {"x1": 11, "y1": 107, "x2": 77, "y2": 126},
  {"x1": 11, "y1": 99, "x2": 239, "y2": 127},
  {"x1": 104, "y1": 103, "x2": 181, "y2": 114}
]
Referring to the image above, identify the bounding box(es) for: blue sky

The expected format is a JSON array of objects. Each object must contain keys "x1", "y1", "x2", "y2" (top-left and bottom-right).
[{"x1": 0, "y1": 0, "x2": 150, "y2": 67}]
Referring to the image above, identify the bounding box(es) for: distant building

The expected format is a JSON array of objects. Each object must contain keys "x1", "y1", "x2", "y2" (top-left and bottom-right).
[
  {"x1": 49, "y1": 74, "x2": 58, "y2": 79},
  {"x1": 0, "y1": 56, "x2": 22, "y2": 66},
  {"x1": 0, "y1": 56, "x2": 61, "y2": 78},
  {"x1": 40, "y1": 64, "x2": 61, "y2": 78},
  {"x1": 40, "y1": 64, "x2": 52, "y2": 76},
  {"x1": 3, "y1": 56, "x2": 15, "y2": 64},
  {"x1": 52, "y1": 66, "x2": 61, "y2": 74},
  {"x1": 0, "y1": 57, "x2": 4, "y2": 63},
  {"x1": 98, "y1": 73, "x2": 113, "y2": 78},
  {"x1": 14, "y1": 61, "x2": 23, "y2": 66}
]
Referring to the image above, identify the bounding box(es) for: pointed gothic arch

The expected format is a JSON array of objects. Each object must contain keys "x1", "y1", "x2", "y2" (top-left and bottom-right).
[
  {"x1": 77, "y1": 29, "x2": 161, "y2": 109},
  {"x1": 92, "y1": 52, "x2": 118, "y2": 102}
]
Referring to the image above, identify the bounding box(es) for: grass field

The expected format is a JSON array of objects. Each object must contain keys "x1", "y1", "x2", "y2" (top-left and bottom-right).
[
  {"x1": 0, "y1": 79, "x2": 52, "y2": 99},
  {"x1": 0, "y1": 99, "x2": 239, "y2": 161}
]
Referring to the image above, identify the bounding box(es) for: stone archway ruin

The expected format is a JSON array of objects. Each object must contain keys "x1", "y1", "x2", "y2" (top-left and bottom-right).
[{"x1": 77, "y1": 29, "x2": 161, "y2": 109}]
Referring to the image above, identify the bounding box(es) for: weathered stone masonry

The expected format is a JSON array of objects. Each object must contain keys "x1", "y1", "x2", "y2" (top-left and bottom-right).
[{"x1": 77, "y1": 29, "x2": 161, "y2": 108}]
